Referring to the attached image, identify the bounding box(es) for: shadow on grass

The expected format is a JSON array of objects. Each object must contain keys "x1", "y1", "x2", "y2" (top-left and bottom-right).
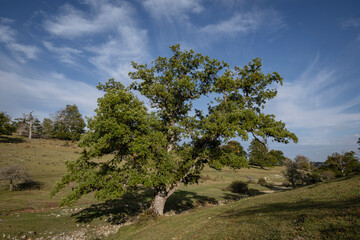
[
  {"x1": 165, "y1": 190, "x2": 218, "y2": 213},
  {"x1": 17, "y1": 180, "x2": 43, "y2": 190},
  {"x1": 0, "y1": 135, "x2": 26, "y2": 143},
  {"x1": 222, "y1": 196, "x2": 360, "y2": 219},
  {"x1": 72, "y1": 190, "x2": 153, "y2": 224},
  {"x1": 73, "y1": 189, "x2": 218, "y2": 224}
]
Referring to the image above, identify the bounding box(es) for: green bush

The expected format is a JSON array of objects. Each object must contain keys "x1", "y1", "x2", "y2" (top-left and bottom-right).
[
  {"x1": 303, "y1": 172, "x2": 322, "y2": 185},
  {"x1": 258, "y1": 177, "x2": 267, "y2": 186},
  {"x1": 228, "y1": 181, "x2": 248, "y2": 194}
]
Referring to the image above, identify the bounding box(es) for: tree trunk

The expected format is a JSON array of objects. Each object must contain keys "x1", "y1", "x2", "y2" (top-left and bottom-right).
[
  {"x1": 149, "y1": 184, "x2": 179, "y2": 216},
  {"x1": 149, "y1": 190, "x2": 168, "y2": 216},
  {"x1": 9, "y1": 179, "x2": 14, "y2": 191},
  {"x1": 28, "y1": 112, "x2": 33, "y2": 139}
]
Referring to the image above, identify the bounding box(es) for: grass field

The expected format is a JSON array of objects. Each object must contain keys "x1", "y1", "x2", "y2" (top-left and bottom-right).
[
  {"x1": 112, "y1": 175, "x2": 360, "y2": 240},
  {"x1": 0, "y1": 135, "x2": 285, "y2": 239},
  {"x1": 1, "y1": 135, "x2": 359, "y2": 239}
]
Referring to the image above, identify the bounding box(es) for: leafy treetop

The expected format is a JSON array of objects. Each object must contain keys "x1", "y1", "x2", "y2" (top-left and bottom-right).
[
  {"x1": 52, "y1": 44, "x2": 297, "y2": 215},
  {"x1": 248, "y1": 138, "x2": 286, "y2": 168}
]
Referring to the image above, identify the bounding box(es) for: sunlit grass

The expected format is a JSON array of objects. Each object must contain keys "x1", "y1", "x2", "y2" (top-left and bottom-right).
[{"x1": 112, "y1": 175, "x2": 360, "y2": 240}]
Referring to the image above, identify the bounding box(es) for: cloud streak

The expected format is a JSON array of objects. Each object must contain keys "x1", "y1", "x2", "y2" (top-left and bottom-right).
[
  {"x1": 43, "y1": 41, "x2": 82, "y2": 65},
  {"x1": 201, "y1": 8, "x2": 286, "y2": 36},
  {"x1": 0, "y1": 70, "x2": 101, "y2": 119},
  {"x1": 44, "y1": 2, "x2": 132, "y2": 39},
  {"x1": 267, "y1": 54, "x2": 360, "y2": 149},
  {"x1": 43, "y1": 1, "x2": 149, "y2": 82},
  {"x1": 143, "y1": 0, "x2": 203, "y2": 22},
  {"x1": 0, "y1": 23, "x2": 40, "y2": 62},
  {"x1": 340, "y1": 17, "x2": 360, "y2": 28}
]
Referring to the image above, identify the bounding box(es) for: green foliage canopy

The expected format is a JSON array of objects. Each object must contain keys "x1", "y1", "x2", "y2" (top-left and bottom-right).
[
  {"x1": 325, "y1": 151, "x2": 360, "y2": 177},
  {"x1": 0, "y1": 112, "x2": 15, "y2": 135},
  {"x1": 52, "y1": 45, "x2": 297, "y2": 215},
  {"x1": 248, "y1": 139, "x2": 286, "y2": 168},
  {"x1": 51, "y1": 105, "x2": 85, "y2": 141}
]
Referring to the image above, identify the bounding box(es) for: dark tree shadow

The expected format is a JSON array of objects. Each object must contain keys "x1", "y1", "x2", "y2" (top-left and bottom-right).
[
  {"x1": 17, "y1": 180, "x2": 43, "y2": 190},
  {"x1": 72, "y1": 190, "x2": 153, "y2": 224},
  {"x1": 165, "y1": 190, "x2": 218, "y2": 213},
  {"x1": 73, "y1": 189, "x2": 218, "y2": 224},
  {"x1": 0, "y1": 135, "x2": 26, "y2": 143}
]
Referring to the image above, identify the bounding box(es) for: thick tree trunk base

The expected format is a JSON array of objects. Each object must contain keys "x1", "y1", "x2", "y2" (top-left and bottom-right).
[{"x1": 149, "y1": 194, "x2": 167, "y2": 216}]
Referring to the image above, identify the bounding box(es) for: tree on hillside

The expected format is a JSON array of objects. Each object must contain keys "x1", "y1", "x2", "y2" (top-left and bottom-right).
[
  {"x1": 0, "y1": 112, "x2": 16, "y2": 135},
  {"x1": 0, "y1": 165, "x2": 32, "y2": 191},
  {"x1": 41, "y1": 118, "x2": 53, "y2": 139},
  {"x1": 283, "y1": 160, "x2": 302, "y2": 188},
  {"x1": 51, "y1": 105, "x2": 85, "y2": 141},
  {"x1": 223, "y1": 140, "x2": 247, "y2": 158},
  {"x1": 248, "y1": 139, "x2": 286, "y2": 168},
  {"x1": 14, "y1": 112, "x2": 41, "y2": 139},
  {"x1": 325, "y1": 151, "x2": 360, "y2": 177},
  {"x1": 52, "y1": 45, "x2": 297, "y2": 216},
  {"x1": 284, "y1": 155, "x2": 324, "y2": 187},
  {"x1": 294, "y1": 155, "x2": 313, "y2": 172}
]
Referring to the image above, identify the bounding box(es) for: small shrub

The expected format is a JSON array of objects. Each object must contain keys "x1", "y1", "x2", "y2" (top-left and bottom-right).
[
  {"x1": 303, "y1": 172, "x2": 322, "y2": 185},
  {"x1": 228, "y1": 181, "x2": 248, "y2": 194},
  {"x1": 321, "y1": 170, "x2": 335, "y2": 180},
  {"x1": 258, "y1": 177, "x2": 267, "y2": 186},
  {"x1": 62, "y1": 141, "x2": 70, "y2": 147}
]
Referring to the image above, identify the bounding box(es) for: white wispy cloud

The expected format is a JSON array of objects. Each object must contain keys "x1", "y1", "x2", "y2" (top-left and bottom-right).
[
  {"x1": 44, "y1": 1, "x2": 135, "y2": 39},
  {"x1": 266, "y1": 54, "x2": 360, "y2": 148},
  {"x1": 43, "y1": 1, "x2": 149, "y2": 82},
  {"x1": 340, "y1": 17, "x2": 360, "y2": 28},
  {"x1": 0, "y1": 23, "x2": 40, "y2": 62},
  {"x1": 43, "y1": 41, "x2": 82, "y2": 65},
  {"x1": 201, "y1": 8, "x2": 286, "y2": 36},
  {"x1": 143, "y1": 0, "x2": 203, "y2": 22},
  {"x1": 0, "y1": 70, "x2": 101, "y2": 119},
  {"x1": 87, "y1": 30, "x2": 148, "y2": 83}
]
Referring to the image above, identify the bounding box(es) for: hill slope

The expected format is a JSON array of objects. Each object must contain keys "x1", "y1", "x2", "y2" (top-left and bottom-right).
[{"x1": 112, "y1": 176, "x2": 360, "y2": 240}]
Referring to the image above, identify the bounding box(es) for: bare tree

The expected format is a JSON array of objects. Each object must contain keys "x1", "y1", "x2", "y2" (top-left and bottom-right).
[{"x1": 0, "y1": 166, "x2": 32, "y2": 191}]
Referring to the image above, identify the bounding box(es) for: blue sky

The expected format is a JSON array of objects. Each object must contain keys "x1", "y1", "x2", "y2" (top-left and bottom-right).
[{"x1": 0, "y1": 0, "x2": 359, "y2": 161}]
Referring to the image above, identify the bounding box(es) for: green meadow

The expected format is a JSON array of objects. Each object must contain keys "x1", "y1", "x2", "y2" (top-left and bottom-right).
[{"x1": 0, "y1": 135, "x2": 359, "y2": 239}]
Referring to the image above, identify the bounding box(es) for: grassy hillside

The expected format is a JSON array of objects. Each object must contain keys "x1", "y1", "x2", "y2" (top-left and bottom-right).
[
  {"x1": 2, "y1": 135, "x2": 358, "y2": 239},
  {"x1": 112, "y1": 175, "x2": 360, "y2": 240},
  {"x1": 0, "y1": 135, "x2": 285, "y2": 239}
]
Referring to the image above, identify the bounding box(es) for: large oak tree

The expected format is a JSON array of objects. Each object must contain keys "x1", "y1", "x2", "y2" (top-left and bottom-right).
[{"x1": 52, "y1": 45, "x2": 297, "y2": 215}]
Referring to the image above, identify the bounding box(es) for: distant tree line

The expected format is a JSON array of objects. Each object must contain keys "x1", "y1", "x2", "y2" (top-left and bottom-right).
[
  {"x1": 283, "y1": 150, "x2": 360, "y2": 188},
  {"x1": 226, "y1": 137, "x2": 360, "y2": 188},
  {"x1": 0, "y1": 104, "x2": 85, "y2": 141}
]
